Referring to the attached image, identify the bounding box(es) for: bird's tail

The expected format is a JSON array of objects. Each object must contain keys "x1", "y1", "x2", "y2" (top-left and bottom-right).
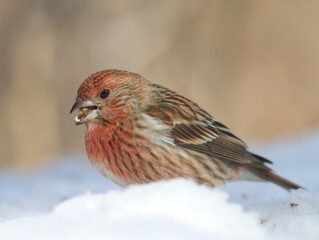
[{"x1": 253, "y1": 168, "x2": 302, "y2": 190}]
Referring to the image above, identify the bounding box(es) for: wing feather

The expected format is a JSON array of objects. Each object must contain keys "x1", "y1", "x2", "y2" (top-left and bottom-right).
[{"x1": 146, "y1": 85, "x2": 272, "y2": 169}]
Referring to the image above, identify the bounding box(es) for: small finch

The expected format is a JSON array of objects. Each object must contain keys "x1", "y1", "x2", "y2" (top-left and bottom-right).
[{"x1": 70, "y1": 69, "x2": 301, "y2": 190}]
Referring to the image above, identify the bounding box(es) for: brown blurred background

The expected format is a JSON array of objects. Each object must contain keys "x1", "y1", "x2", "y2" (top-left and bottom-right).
[{"x1": 1, "y1": 0, "x2": 319, "y2": 168}]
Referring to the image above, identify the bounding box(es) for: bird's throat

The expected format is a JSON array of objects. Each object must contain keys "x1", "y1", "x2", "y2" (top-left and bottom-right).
[{"x1": 85, "y1": 120, "x2": 134, "y2": 165}]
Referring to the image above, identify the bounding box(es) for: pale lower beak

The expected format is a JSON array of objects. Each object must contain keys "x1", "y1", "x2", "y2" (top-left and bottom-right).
[{"x1": 70, "y1": 98, "x2": 98, "y2": 125}]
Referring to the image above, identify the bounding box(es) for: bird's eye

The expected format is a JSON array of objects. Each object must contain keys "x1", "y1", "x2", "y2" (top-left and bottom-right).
[{"x1": 99, "y1": 89, "x2": 110, "y2": 99}]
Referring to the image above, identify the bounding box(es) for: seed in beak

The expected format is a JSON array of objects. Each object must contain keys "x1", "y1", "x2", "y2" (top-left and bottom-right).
[{"x1": 74, "y1": 115, "x2": 81, "y2": 124}]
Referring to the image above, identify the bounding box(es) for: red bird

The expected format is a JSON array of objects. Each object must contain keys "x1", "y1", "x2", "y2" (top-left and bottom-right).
[{"x1": 70, "y1": 69, "x2": 301, "y2": 190}]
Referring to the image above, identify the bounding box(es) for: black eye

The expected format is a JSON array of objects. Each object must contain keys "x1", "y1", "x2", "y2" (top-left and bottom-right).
[{"x1": 100, "y1": 89, "x2": 110, "y2": 99}]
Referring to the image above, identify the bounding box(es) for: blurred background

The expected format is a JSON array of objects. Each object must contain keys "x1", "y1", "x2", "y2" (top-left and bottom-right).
[{"x1": 1, "y1": 0, "x2": 319, "y2": 168}]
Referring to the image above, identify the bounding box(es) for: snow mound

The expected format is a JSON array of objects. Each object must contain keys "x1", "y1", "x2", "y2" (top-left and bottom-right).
[{"x1": 0, "y1": 179, "x2": 266, "y2": 240}]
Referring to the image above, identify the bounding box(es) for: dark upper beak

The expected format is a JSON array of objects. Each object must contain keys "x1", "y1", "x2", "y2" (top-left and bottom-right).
[{"x1": 70, "y1": 97, "x2": 83, "y2": 114}]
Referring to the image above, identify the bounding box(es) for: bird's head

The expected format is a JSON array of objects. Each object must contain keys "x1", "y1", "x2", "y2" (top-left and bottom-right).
[{"x1": 70, "y1": 70, "x2": 151, "y2": 126}]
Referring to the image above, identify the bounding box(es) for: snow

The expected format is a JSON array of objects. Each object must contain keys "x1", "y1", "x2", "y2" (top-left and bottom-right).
[{"x1": 1, "y1": 128, "x2": 319, "y2": 240}]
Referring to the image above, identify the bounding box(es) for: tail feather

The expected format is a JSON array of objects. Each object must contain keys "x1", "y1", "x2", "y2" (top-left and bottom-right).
[{"x1": 253, "y1": 168, "x2": 303, "y2": 190}]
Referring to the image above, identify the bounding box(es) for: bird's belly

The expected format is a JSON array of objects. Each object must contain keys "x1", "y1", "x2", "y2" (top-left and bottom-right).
[
  {"x1": 85, "y1": 122, "x2": 235, "y2": 187},
  {"x1": 87, "y1": 137, "x2": 237, "y2": 187},
  {"x1": 92, "y1": 161, "x2": 129, "y2": 187}
]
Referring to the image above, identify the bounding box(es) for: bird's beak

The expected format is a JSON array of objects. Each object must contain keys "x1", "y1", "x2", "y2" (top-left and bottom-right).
[
  {"x1": 70, "y1": 97, "x2": 83, "y2": 114},
  {"x1": 70, "y1": 97, "x2": 98, "y2": 125}
]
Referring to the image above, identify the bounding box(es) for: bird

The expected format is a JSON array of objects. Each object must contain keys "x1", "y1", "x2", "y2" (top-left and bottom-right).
[{"x1": 70, "y1": 69, "x2": 301, "y2": 190}]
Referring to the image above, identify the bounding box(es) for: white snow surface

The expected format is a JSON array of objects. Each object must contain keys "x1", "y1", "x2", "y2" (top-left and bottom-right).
[{"x1": 1, "y1": 128, "x2": 319, "y2": 240}]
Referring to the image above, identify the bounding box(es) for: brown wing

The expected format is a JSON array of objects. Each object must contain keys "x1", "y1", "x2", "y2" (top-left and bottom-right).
[{"x1": 146, "y1": 85, "x2": 272, "y2": 169}]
